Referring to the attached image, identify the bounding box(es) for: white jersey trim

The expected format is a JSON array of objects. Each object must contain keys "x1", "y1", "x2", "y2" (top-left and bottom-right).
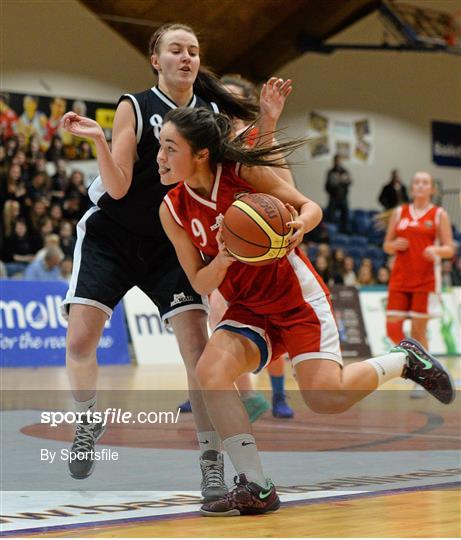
[
  {"x1": 88, "y1": 175, "x2": 106, "y2": 205},
  {"x1": 210, "y1": 163, "x2": 222, "y2": 203},
  {"x1": 163, "y1": 195, "x2": 183, "y2": 227},
  {"x1": 287, "y1": 251, "x2": 326, "y2": 303},
  {"x1": 123, "y1": 93, "x2": 143, "y2": 143},
  {"x1": 184, "y1": 182, "x2": 217, "y2": 210},
  {"x1": 210, "y1": 101, "x2": 219, "y2": 113},
  {"x1": 151, "y1": 86, "x2": 198, "y2": 110},
  {"x1": 61, "y1": 207, "x2": 113, "y2": 319}
]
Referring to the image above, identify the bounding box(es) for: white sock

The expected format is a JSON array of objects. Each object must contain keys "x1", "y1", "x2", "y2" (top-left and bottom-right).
[
  {"x1": 198, "y1": 431, "x2": 222, "y2": 454},
  {"x1": 73, "y1": 395, "x2": 96, "y2": 425},
  {"x1": 223, "y1": 433, "x2": 266, "y2": 486},
  {"x1": 74, "y1": 395, "x2": 96, "y2": 414},
  {"x1": 365, "y1": 352, "x2": 407, "y2": 386}
]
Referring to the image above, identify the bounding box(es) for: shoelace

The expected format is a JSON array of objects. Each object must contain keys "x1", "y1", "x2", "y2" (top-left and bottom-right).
[
  {"x1": 202, "y1": 460, "x2": 225, "y2": 487},
  {"x1": 72, "y1": 424, "x2": 95, "y2": 454}
]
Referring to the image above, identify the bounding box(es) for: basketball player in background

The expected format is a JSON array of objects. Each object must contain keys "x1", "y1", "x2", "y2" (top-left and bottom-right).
[
  {"x1": 384, "y1": 171, "x2": 456, "y2": 394},
  {"x1": 59, "y1": 23, "x2": 259, "y2": 501},
  {"x1": 158, "y1": 107, "x2": 455, "y2": 516}
]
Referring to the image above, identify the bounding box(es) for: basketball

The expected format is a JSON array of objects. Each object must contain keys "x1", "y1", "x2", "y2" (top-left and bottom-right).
[{"x1": 222, "y1": 193, "x2": 293, "y2": 266}]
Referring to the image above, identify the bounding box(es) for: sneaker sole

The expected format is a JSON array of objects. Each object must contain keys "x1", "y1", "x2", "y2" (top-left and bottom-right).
[
  {"x1": 200, "y1": 498, "x2": 281, "y2": 517},
  {"x1": 402, "y1": 337, "x2": 456, "y2": 404},
  {"x1": 68, "y1": 423, "x2": 108, "y2": 480}
]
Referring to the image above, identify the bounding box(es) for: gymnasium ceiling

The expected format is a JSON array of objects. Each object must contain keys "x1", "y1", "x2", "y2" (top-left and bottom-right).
[{"x1": 79, "y1": 0, "x2": 380, "y2": 81}]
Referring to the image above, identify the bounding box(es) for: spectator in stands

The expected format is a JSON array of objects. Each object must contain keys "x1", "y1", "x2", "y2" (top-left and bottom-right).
[
  {"x1": 314, "y1": 254, "x2": 332, "y2": 285},
  {"x1": 27, "y1": 199, "x2": 48, "y2": 236},
  {"x1": 49, "y1": 203, "x2": 64, "y2": 233},
  {"x1": 50, "y1": 159, "x2": 68, "y2": 203},
  {"x1": 4, "y1": 163, "x2": 27, "y2": 208},
  {"x1": 77, "y1": 140, "x2": 94, "y2": 160},
  {"x1": 26, "y1": 135, "x2": 42, "y2": 164},
  {"x1": 2, "y1": 200, "x2": 21, "y2": 240},
  {"x1": 59, "y1": 220, "x2": 76, "y2": 257},
  {"x1": 46, "y1": 134, "x2": 66, "y2": 163},
  {"x1": 62, "y1": 192, "x2": 85, "y2": 224},
  {"x1": 5, "y1": 136, "x2": 19, "y2": 161},
  {"x1": 44, "y1": 97, "x2": 67, "y2": 145},
  {"x1": 325, "y1": 154, "x2": 352, "y2": 233},
  {"x1": 331, "y1": 248, "x2": 346, "y2": 284},
  {"x1": 33, "y1": 233, "x2": 60, "y2": 262},
  {"x1": 378, "y1": 169, "x2": 409, "y2": 210},
  {"x1": 317, "y1": 242, "x2": 331, "y2": 260},
  {"x1": 376, "y1": 266, "x2": 390, "y2": 286},
  {"x1": 65, "y1": 169, "x2": 88, "y2": 202},
  {"x1": 3, "y1": 219, "x2": 36, "y2": 276},
  {"x1": 27, "y1": 173, "x2": 50, "y2": 205},
  {"x1": 342, "y1": 256, "x2": 357, "y2": 286},
  {"x1": 24, "y1": 245, "x2": 64, "y2": 281},
  {"x1": 357, "y1": 263, "x2": 376, "y2": 287},
  {"x1": 60, "y1": 256, "x2": 73, "y2": 283}
]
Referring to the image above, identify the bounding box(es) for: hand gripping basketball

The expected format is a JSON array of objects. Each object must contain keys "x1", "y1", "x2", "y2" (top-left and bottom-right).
[{"x1": 222, "y1": 193, "x2": 293, "y2": 266}]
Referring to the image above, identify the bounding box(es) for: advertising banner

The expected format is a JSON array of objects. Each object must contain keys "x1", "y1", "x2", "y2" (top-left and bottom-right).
[
  {"x1": 330, "y1": 286, "x2": 371, "y2": 358},
  {"x1": 123, "y1": 287, "x2": 182, "y2": 366},
  {"x1": 0, "y1": 280, "x2": 129, "y2": 367},
  {"x1": 359, "y1": 288, "x2": 461, "y2": 356},
  {"x1": 431, "y1": 121, "x2": 461, "y2": 168}
]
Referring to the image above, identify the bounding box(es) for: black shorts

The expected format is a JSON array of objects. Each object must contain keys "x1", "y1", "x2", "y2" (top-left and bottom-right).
[{"x1": 62, "y1": 207, "x2": 207, "y2": 321}]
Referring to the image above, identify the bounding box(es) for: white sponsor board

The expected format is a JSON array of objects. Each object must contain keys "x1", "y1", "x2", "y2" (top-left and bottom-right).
[
  {"x1": 123, "y1": 287, "x2": 182, "y2": 365},
  {"x1": 359, "y1": 288, "x2": 461, "y2": 356}
]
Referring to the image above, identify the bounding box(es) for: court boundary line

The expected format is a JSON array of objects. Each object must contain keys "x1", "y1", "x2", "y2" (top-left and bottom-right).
[{"x1": 2, "y1": 480, "x2": 460, "y2": 537}]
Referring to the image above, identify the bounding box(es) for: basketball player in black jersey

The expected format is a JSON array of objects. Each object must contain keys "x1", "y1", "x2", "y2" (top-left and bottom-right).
[{"x1": 60, "y1": 23, "x2": 257, "y2": 500}]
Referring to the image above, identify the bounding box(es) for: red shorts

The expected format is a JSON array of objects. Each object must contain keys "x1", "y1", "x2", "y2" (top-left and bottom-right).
[
  {"x1": 215, "y1": 295, "x2": 342, "y2": 372},
  {"x1": 386, "y1": 290, "x2": 441, "y2": 318}
]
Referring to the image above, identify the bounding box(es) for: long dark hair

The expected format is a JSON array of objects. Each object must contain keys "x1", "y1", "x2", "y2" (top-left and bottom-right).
[
  {"x1": 164, "y1": 107, "x2": 305, "y2": 169},
  {"x1": 149, "y1": 23, "x2": 258, "y2": 122}
]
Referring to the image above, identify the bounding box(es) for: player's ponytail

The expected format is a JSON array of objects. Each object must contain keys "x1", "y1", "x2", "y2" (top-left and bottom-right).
[
  {"x1": 193, "y1": 67, "x2": 259, "y2": 122},
  {"x1": 164, "y1": 107, "x2": 306, "y2": 170}
]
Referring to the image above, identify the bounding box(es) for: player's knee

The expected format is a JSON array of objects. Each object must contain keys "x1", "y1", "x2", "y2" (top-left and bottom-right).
[
  {"x1": 300, "y1": 389, "x2": 351, "y2": 414},
  {"x1": 386, "y1": 319, "x2": 404, "y2": 345},
  {"x1": 196, "y1": 358, "x2": 230, "y2": 390},
  {"x1": 66, "y1": 333, "x2": 97, "y2": 363}
]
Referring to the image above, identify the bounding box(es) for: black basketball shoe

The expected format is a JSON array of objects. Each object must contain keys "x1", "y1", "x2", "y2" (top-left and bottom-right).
[
  {"x1": 68, "y1": 418, "x2": 106, "y2": 479},
  {"x1": 200, "y1": 450, "x2": 228, "y2": 502},
  {"x1": 392, "y1": 337, "x2": 455, "y2": 404},
  {"x1": 200, "y1": 474, "x2": 280, "y2": 516}
]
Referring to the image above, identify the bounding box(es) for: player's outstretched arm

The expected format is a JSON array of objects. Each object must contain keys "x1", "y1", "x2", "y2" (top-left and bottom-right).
[
  {"x1": 258, "y1": 77, "x2": 295, "y2": 187},
  {"x1": 60, "y1": 101, "x2": 136, "y2": 199},
  {"x1": 159, "y1": 203, "x2": 235, "y2": 295}
]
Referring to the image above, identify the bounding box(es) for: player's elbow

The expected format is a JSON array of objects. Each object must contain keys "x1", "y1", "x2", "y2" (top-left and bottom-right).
[{"x1": 108, "y1": 187, "x2": 129, "y2": 200}]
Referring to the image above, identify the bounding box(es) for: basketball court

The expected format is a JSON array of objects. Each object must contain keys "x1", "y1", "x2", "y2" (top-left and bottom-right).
[{"x1": 1, "y1": 360, "x2": 460, "y2": 538}]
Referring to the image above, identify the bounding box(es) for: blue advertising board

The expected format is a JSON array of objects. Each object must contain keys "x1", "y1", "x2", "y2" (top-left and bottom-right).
[
  {"x1": 0, "y1": 280, "x2": 130, "y2": 367},
  {"x1": 432, "y1": 121, "x2": 461, "y2": 168}
]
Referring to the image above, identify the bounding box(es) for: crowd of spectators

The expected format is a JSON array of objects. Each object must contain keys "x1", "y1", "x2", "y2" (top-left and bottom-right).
[
  {"x1": 1, "y1": 116, "x2": 460, "y2": 289},
  {"x1": 0, "y1": 124, "x2": 91, "y2": 281}
]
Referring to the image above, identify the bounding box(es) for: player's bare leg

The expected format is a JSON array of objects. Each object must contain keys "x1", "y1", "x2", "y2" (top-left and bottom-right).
[
  {"x1": 66, "y1": 304, "x2": 107, "y2": 478},
  {"x1": 170, "y1": 309, "x2": 228, "y2": 501},
  {"x1": 196, "y1": 330, "x2": 279, "y2": 516}
]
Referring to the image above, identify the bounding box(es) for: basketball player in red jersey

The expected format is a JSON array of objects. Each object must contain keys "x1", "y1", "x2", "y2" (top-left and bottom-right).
[
  {"x1": 158, "y1": 108, "x2": 455, "y2": 516},
  {"x1": 384, "y1": 171, "x2": 456, "y2": 349}
]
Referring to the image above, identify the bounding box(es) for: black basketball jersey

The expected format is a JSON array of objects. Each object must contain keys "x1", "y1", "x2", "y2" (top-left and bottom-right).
[{"x1": 88, "y1": 86, "x2": 218, "y2": 238}]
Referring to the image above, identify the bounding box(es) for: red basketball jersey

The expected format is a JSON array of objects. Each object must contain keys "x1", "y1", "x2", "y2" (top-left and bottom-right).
[
  {"x1": 389, "y1": 204, "x2": 442, "y2": 292},
  {"x1": 164, "y1": 162, "x2": 329, "y2": 314}
]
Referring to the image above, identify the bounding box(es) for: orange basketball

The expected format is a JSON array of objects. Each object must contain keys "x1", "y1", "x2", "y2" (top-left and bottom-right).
[{"x1": 222, "y1": 193, "x2": 293, "y2": 266}]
